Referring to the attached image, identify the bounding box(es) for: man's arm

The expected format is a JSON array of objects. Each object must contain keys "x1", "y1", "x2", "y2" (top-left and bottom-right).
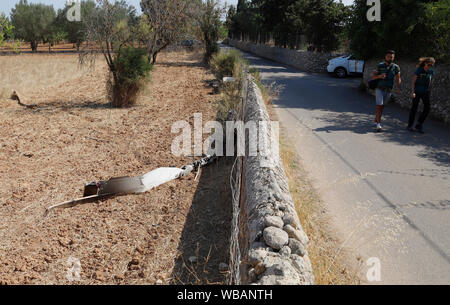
[
  {"x1": 372, "y1": 70, "x2": 386, "y2": 79},
  {"x1": 396, "y1": 72, "x2": 402, "y2": 94}
]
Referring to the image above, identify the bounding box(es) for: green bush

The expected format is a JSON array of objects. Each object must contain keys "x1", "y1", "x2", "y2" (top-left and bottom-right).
[
  {"x1": 200, "y1": 0, "x2": 222, "y2": 63},
  {"x1": 423, "y1": 0, "x2": 450, "y2": 63},
  {"x1": 0, "y1": 13, "x2": 14, "y2": 48},
  {"x1": 211, "y1": 50, "x2": 249, "y2": 121},
  {"x1": 109, "y1": 47, "x2": 153, "y2": 107},
  {"x1": 210, "y1": 49, "x2": 247, "y2": 81}
]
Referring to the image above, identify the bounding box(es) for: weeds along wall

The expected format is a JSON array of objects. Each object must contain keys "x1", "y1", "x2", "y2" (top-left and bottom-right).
[
  {"x1": 229, "y1": 75, "x2": 314, "y2": 285},
  {"x1": 363, "y1": 60, "x2": 450, "y2": 124}
]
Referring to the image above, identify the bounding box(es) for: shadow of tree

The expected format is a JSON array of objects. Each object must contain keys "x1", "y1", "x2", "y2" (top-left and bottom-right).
[
  {"x1": 157, "y1": 61, "x2": 205, "y2": 68},
  {"x1": 378, "y1": 168, "x2": 449, "y2": 180},
  {"x1": 398, "y1": 199, "x2": 450, "y2": 211},
  {"x1": 30, "y1": 100, "x2": 114, "y2": 112},
  {"x1": 310, "y1": 107, "x2": 450, "y2": 167}
]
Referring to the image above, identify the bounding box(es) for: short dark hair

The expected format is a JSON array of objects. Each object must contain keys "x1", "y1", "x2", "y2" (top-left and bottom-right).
[{"x1": 386, "y1": 50, "x2": 396, "y2": 55}]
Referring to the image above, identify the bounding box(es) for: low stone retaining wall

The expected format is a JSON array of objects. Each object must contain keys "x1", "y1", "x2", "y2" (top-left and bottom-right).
[
  {"x1": 229, "y1": 76, "x2": 314, "y2": 285},
  {"x1": 363, "y1": 60, "x2": 450, "y2": 124},
  {"x1": 226, "y1": 39, "x2": 334, "y2": 74}
]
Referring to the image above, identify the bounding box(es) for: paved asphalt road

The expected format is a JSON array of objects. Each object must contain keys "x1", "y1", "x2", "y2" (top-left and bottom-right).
[{"x1": 225, "y1": 46, "x2": 450, "y2": 284}]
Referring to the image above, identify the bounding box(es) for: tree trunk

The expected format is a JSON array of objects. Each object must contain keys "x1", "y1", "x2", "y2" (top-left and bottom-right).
[
  {"x1": 151, "y1": 52, "x2": 158, "y2": 65},
  {"x1": 30, "y1": 41, "x2": 38, "y2": 53}
]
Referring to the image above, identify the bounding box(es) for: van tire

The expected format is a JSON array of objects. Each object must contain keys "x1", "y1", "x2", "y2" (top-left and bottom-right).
[{"x1": 334, "y1": 67, "x2": 347, "y2": 78}]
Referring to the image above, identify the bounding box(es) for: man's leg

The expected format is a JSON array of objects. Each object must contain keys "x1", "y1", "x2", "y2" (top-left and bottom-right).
[
  {"x1": 375, "y1": 89, "x2": 383, "y2": 123},
  {"x1": 376, "y1": 106, "x2": 383, "y2": 123},
  {"x1": 378, "y1": 91, "x2": 390, "y2": 123},
  {"x1": 408, "y1": 95, "x2": 420, "y2": 128}
]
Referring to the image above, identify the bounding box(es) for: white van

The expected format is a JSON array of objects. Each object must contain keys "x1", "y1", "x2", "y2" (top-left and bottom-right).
[{"x1": 327, "y1": 55, "x2": 365, "y2": 78}]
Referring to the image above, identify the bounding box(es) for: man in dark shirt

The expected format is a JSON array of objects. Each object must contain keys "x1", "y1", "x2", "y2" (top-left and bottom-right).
[
  {"x1": 372, "y1": 50, "x2": 402, "y2": 132},
  {"x1": 407, "y1": 57, "x2": 436, "y2": 133}
]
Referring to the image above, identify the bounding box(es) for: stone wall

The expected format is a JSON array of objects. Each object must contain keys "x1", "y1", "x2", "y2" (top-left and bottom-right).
[
  {"x1": 363, "y1": 60, "x2": 450, "y2": 124},
  {"x1": 230, "y1": 76, "x2": 314, "y2": 285},
  {"x1": 226, "y1": 39, "x2": 334, "y2": 74}
]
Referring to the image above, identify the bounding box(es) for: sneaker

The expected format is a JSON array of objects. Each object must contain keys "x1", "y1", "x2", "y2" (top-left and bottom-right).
[
  {"x1": 407, "y1": 126, "x2": 414, "y2": 132},
  {"x1": 415, "y1": 125, "x2": 424, "y2": 134},
  {"x1": 376, "y1": 123, "x2": 382, "y2": 132}
]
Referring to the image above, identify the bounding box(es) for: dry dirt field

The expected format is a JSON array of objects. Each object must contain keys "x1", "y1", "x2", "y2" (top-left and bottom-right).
[{"x1": 0, "y1": 48, "x2": 232, "y2": 284}]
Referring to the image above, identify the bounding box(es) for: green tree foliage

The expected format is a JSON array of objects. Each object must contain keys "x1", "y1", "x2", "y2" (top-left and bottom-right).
[
  {"x1": 43, "y1": 26, "x2": 67, "y2": 52},
  {"x1": 226, "y1": 0, "x2": 350, "y2": 52},
  {"x1": 54, "y1": 0, "x2": 96, "y2": 51},
  {"x1": 199, "y1": 0, "x2": 223, "y2": 63},
  {"x1": 421, "y1": 0, "x2": 450, "y2": 63},
  {"x1": 228, "y1": 0, "x2": 265, "y2": 43},
  {"x1": 224, "y1": 5, "x2": 236, "y2": 36},
  {"x1": 301, "y1": 0, "x2": 350, "y2": 52},
  {"x1": 80, "y1": 0, "x2": 148, "y2": 108},
  {"x1": 348, "y1": 0, "x2": 449, "y2": 63},
  {"x1": 109, "y1": 46, "x2": 153, "y2": 107},
  {"x1": 0, "y1": 13, "x2": 14, "y2": 47},
  {"x1": 218, "y1": 23, "x2": 228, "y2": 41},
  {"x1": 10, "y1": 0, "x2": 56, "y2": 52},
  {"x1": 114, "y1": 47, "x2": 153, "y2": 85}
]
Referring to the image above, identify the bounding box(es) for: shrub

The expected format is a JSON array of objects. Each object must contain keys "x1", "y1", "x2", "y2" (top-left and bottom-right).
[
  {"x1": 210, "y1": 49, "x2": 247, "y2": 81},
  {"x1": 199, "y1": 0, "x2": 223, "y2": 63},
  {"x1": 211, "y1": 50, "x2": 249, "y2": 121},
  {"x1": 250, "y1": 67, "x2": 284, "y2": 105},
  {"x1": 0, "y1": 13, "x2": 14, "y2": 48},
  {"x1": 108, "y1": 47, "x2": 153, "y2": 107}
]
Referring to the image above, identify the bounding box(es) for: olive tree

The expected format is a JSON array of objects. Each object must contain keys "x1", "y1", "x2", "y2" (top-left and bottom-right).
[
  {"x1": 80, "y1": 0, "x2": 151, "y2": 107},
  {"x1": 10, "y1": 0, "x2": 56, "y2": 52},
  {"x1": 198, "y1": 0, "x2": 225, "y2": 63},
  {"x1": 139, "y1": 0, "x2": 193, "y2": 64},
  {"x1": 55, "y1": 0, "x2": 97, "y2": 51}
]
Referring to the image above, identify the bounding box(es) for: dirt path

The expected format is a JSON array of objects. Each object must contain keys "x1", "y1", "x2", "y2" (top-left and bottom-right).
[{"x1": 0, "y1": 49, "x2": 232, "y2": 284}]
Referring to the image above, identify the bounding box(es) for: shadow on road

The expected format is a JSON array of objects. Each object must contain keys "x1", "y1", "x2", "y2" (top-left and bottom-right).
[
  {"x1": 309, "y1": 104, "x2": 450, "y2": 167},
  {"x1": 240, "y1": 50, "x2": 450, "y2": 168}
]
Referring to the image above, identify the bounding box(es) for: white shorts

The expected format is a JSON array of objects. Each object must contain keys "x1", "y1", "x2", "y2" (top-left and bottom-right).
[{"x1": 376, "y1": 89, "x2": 392, "y2": 106}]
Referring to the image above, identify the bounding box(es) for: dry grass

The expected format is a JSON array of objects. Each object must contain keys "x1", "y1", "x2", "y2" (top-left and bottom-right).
[
  {"x1": 256, "y1": 75, "x2": 361, "y2": 285},
  {"x1": 0, "y1": 54, "x2": 99, "y2": 101},
  {"x1": 0, "y1": 49, "x2": 231, "y2": 285},
  {"x1": 279, "y1": 133, "x2": 362, "y2": 285},
  {"x1": 250, "y1": 68, "x2": 285, "y2": 105}
]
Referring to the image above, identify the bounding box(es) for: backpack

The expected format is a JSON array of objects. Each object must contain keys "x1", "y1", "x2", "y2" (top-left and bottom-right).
[
  {"x1": 368, "y1": 78, "x2": 378, "y2": 90},
  {"x1": 368, "y1": 63, "x2": 395, "y2": 90}
]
